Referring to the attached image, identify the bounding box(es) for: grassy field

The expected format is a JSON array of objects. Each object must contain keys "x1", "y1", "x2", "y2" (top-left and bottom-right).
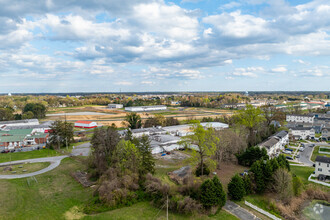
[
  {"x1": 0, "y1": 162, "x2": 50, "y2": 175},
  {"x1": 0, "y1": 149, "x2": 62, "y2": 163},
  {"x1": 0, "y1": 156, "x2": 240, "y2": 220},
  {"x1": 0, "y1": 157, "x2": 93, "y2": 220}
]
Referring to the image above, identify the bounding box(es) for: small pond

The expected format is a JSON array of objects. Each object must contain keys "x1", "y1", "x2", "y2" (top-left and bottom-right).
[{"x1": 302, "y1": 200, "x2": 330, "y2": 220}]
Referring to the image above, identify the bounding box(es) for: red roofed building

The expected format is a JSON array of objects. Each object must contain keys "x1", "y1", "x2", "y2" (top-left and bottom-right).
[{"x1": 74, "y1": 121, "x2": 97, "y2": 128}]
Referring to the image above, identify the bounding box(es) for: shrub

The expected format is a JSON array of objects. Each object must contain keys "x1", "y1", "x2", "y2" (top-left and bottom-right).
[
  {"x1": 195, "y1": 162, "x2": 210, "y2": 177},
  {"x1": 292, "y1": 176, "x2": 303, "y2": 196},
  {"x1": 145, "y1": 174, "x2": 170, "y2": 204},
  {"x1": 177, "y1": 197, "x2": 203, "y2": 214},
  {"x1": 228, "y1": 174, "x2": 246, "y2": 201}
]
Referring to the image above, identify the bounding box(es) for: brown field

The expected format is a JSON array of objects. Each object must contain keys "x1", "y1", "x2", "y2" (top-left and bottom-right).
[{"x1": 45, "y1": 106, "x2": 234, "y2": 127}]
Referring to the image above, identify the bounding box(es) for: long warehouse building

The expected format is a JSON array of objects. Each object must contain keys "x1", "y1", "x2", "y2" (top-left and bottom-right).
[{"x1": 125, "y1": 105, "x2": 167, "y2": 112}]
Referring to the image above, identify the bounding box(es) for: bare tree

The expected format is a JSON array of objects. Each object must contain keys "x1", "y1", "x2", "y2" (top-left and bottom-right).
[{"x1": 271, "y1": 168, "x2": 293, "y2": 203}]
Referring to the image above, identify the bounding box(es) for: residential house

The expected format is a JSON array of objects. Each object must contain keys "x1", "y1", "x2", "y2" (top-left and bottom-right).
[
  {"x1": 315, "y1": 156, "x2": 330, "y2": 180},
  {"x1": 321, "y1": 128, "x2": 330, "y2": 141},
  {"x1": 286, "y1": 114, "x2": 315, "y2": 123},
  {"x1": 258, "y1": 137, "x2": 282, "y2": 157},
  {"x1": 289, "y1": 127, "x2": 315, "y2": 140}
]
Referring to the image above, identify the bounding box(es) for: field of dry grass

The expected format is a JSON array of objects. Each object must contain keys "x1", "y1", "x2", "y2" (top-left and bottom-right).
[{"x1": 46, "y1": 106, "x2": 234, "y2": 127}]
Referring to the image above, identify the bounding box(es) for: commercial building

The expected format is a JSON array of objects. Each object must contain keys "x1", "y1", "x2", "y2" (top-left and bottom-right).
[
  {"x1": 74, "y1": 121, "x2": 98, "y2": 128},
  {"x1": 315, "y1": 156, "x2": 330, "y2": 181},
  {"x1": 108, "y1": 104, "x2": 123, "y2": 109},
  {"x1": 0, "y1": 128, "x2": 49, "y2": 150},
  {"x1": 125, "y1": 105, "x2": 167, "y2": 112},
  {"x1": 0, "y1": 119, "x2": 39, "y2": 129}
]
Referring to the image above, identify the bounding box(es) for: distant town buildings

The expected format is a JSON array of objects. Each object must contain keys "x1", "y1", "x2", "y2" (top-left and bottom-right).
[
  {"x1": 125, "y1": 105, "x2": 167, "y2": 112},
  {"x1": 108, "y1": 104, "x2": 123, "y2": 109},
  {"x1": 286, "y1": 114, "x2": 315, "y2": 123}
]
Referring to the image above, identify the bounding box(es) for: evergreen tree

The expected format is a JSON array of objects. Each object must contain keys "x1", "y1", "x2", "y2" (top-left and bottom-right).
[
  {"x1": 263, "y1": 160, "x2": 273, "y2": 184},
  {"x1": 137, "y1": 135, "x2": 155, "y2": 175},
  {"x1": 212, "y1": 176, "x2": 226, "y2": 208},
  {"x1": 243, "y1": 175, "x2": 252, "y2": 195},
  {"x1": 250, "y1": 160, "x2": 266, "y2": 193},
  {"x1": 200, "y1": 179, "x2": 217, "y2": 208},
  {"x1": 228, "y1": 174, "x2": 246, "y2": 201}
]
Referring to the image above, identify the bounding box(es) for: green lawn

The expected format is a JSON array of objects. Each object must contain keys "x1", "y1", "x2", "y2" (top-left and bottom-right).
[
  {"x1": 290, "y1": 166, "x2": 314, "y2": 185},
  {"x1": 83, "y1": 202, "x2": 238, "y2": 220},
  {"x1": 0, "y1": 157, "x2": 93, "y2": 220},
  {"x1": 319, "y1": 147, "x2": 330, "y2": 153},
  {"x1": 0, "y1": 162, "x2": 50, "y2": 175},
  {"x1": 0, "y1": 149, "x2": 61, "y2": 163}
]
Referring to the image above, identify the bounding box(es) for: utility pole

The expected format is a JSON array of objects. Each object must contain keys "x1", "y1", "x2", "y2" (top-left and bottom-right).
[
  {"x1": 65, "y1": 113, "x2": 68, "y2": 151},
  {"x1": 166, "y1": 195, "x2": 168, "y2": 220}
]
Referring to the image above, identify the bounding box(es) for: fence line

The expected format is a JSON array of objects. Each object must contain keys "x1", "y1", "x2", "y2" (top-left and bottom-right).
[{"x1": 244, "y1": 201, "x2": 281, "y2": 220}]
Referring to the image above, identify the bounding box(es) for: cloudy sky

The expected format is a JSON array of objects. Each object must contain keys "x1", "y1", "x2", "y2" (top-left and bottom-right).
[{"x1": 0, "y1": 0, "x2": 329, "y2": 93}]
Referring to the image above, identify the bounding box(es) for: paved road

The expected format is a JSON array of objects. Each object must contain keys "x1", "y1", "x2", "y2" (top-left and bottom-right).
[
  {"x1": 71, "y1": 142, "x2": 91, "y2": 156},
  {"x1": 297, "y1": 143, "x2": 314, "y2": 166},
  {"x1": 0, "y1": 156, "x2": 68, "y2": 179},
  {"x1": 224, "y1": 201, "x2": 260, "y2": 220}
]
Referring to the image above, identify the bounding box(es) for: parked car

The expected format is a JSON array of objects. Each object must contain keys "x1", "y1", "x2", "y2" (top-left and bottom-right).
[
  {"x1": 296, "y1": 154, "x2": 300, "y2": 158},
  {"x1": 285, "y1": 148, "x2": 293, "y2": 152},
  {"x1": 286, "y1": 156, "x2": 293, "y2": 160},
  {"x1": 1, "y1": 150, "x2": 9, "y2": 153},
  {"x1": 299, "y1": 147, "x2": 304, "y2": 152}
]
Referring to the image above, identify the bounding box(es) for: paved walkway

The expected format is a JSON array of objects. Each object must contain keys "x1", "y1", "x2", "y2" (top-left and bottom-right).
[
  {"x1": 224, "y1": 201, "x2": 260, "y2": 220},
  {"x1": 0, "y1": 141, "x2": 92, "y2": 179},
  {"x1": 0, "y1": 156, "x2": 68, "y2": 179}
]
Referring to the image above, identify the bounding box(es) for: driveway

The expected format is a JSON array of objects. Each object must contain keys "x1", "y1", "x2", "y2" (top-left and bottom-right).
[
  {"x1": 224, "y1": 201, "x2": 260, "y2": 220},
  {"x1": 297, "y1": 143, "x2": 314, "y2": 166},
  {"x1": 71, "y1": 142, "x2": 91, "y2": 156},
  {"x1": 0, "y1": 156, "x2": 68, "y2": 179}
]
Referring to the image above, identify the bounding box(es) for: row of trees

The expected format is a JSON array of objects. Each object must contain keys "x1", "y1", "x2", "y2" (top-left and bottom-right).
[
  {"x1": 124, "y1": 112, "x2": 180, "y2": 129},
  {"x1": 228, "y1": 155, "x2": 296, "y2": 203},
  {"x1": 0, "y1": 103, "x2": 47, "y2": 121}
]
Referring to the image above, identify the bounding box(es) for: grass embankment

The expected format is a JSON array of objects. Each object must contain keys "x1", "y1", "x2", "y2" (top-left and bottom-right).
[
  {"x1": 311, "y1": 146, "x2": 329, "y2": 162},
  {"x1": 82, "y1": 202, "x2": 238, "y2": 220},
  {"x1": 0, "y1": 149, "x2": 61, "y2": 163},
  {"x1": 0, "y1": 162, "x2": 50, "y2": 175}
]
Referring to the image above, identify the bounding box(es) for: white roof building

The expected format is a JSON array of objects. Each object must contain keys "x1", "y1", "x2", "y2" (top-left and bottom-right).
[{"x1": 125, "y1": 105, "x2": 167, "y2": 112}]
